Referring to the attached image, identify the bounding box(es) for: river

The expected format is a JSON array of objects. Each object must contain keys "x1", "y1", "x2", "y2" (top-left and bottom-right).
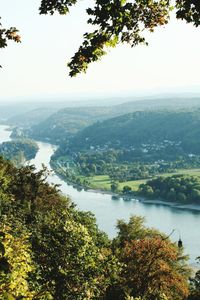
[{"x1": 0, "y1": 125, "x2": 200, "y2": 266}]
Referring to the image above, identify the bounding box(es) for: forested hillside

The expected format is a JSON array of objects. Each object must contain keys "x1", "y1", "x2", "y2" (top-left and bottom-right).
[
  {"x1": 0, "y1": 156, "x2": 196, "y2": 299},
  {"x1": 0, "y1": 101, "x2": 71, "y2": 120},
  {"x1": 27, "y1": 106, "x2": 116, "y2": 143},
  {"x1": 50, "y1": 109, "x2": 200, "y2": 191},
  {"x1": 6, "y1": 107, "x2": 59, "y2": 127},
  {"x1": 0, "y1": 139, "x2": 38, "y2": 165},
  {"x1": 138, "y1": 175, "x2": 200, "y2": 204},
  {"x1": 68, "y1": 110, "x2": 200, "y2": 155},
  {"x1": 16, "y1": 97, "x2": 200, "y2": 144}
]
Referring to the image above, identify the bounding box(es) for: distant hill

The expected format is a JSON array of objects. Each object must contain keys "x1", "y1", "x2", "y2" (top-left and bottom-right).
[
  {"x1": 68, "y1": 109, "x2": 200, "y2": 154},
  {"x1": 0, "y1": 96, "x2": 139, "y2": 121},
  {"x1": 6, "y1": 107, "x2": 59, "y2": 127},
  {"x1": 113, "y1": 97, "x2": 200, "y2": 113},
  {"x1": 27, "y1": 106, "x2": 116, "y2": 143},
  {"x1": 24, "y1": 97, "x2": 200, "y2": 144},
  {"x1": 0, "y1": 101, "x2": 67, "y2": 120}
]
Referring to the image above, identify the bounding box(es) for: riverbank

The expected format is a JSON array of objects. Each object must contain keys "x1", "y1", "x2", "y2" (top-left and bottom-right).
[
  {"x1": 87, "y1": 192, "x2": 200, "y2": 212},
  {"x1": 51, "y1": 162, "x2": 200, "y2": 212},
  {"x1": 140, "y1": 198, "x2": 200, "y2": 211},
  {"x1": 1, "y1": 125, "x2": 200, "y2": 265}
]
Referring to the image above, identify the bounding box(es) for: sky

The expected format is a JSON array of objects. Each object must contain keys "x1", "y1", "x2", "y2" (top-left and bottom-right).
[{"x1": 0, "y1": 0, "x2": 200, "y2": 102}]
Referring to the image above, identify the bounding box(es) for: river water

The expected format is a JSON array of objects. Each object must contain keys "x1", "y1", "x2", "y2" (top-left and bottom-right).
[{"x1": 0, "y1": 125, "x2": 200, "y2": 265}]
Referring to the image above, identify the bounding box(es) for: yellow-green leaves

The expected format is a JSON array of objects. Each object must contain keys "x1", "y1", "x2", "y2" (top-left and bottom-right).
[{"x1": 0, "y1": 225, "x2": 35, "y2": 299}]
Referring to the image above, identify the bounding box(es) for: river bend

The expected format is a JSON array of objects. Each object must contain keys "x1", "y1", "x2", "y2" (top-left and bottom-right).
[{"x1": 0, "y1": 125, "x2": 200, "y2": 265}]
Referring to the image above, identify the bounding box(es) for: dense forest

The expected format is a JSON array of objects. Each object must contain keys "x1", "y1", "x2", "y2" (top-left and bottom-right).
[
  {"x1": 67, "y1": 110, "x2": 200, "y2": 155},
  {"x1": 0, "y1": 139, "x2": 38, "y2": 166},
  {"x1": 27, "y1": 106, "x2": 114, "y2": 143},
  {"x1": 0, "y1": 156, "x2": 200, "y2": 299},
  {"x1": 138, "y1": 175, "x2": 200, "y2": 204}
]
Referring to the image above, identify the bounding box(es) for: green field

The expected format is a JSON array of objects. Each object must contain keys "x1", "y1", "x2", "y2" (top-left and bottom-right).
[
  {"x1": 83, "y1": 168, "x2": 200, "y2": 193},
  {"x1": 86, "y1": 175, "x2": 111, "y2": 190},
  {"x1": 118, "y1": 179, "x2": 147, "y2": 191},
  {"x1": 161, "y1": 168, "x2": 200, "y2": 177},
  {"x1": 83, "y1": 175, "x2": 146, "y2": 192}
]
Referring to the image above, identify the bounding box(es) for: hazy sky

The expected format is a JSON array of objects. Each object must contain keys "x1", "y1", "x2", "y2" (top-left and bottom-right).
[{"x1": 0, "y1": 0, "x2": 200, "y2": 101}]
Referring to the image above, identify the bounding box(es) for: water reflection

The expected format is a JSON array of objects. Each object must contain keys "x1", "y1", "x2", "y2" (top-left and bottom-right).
[{"x1": 112, "y1": 195, "x2": 120, "y2": 200}]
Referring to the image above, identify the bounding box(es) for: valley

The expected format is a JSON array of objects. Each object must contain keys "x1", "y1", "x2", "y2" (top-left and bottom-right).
[{"x1": 1, "y1": 96, "x2": 200, "y2": 267}]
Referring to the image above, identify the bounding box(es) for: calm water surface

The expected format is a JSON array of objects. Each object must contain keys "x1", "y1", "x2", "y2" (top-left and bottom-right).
[{"x1": 1, "y1": 125, "x2": 200, "y2": 265}]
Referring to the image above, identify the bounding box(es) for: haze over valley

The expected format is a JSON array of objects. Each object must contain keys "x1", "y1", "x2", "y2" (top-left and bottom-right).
[{"x1": 1, "y1": 0, "x2": 200, "y2": 297}]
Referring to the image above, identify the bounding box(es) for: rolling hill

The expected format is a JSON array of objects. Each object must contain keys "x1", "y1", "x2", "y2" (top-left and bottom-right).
[
  {"x1": 67, "y1": 109, "x2": 200, "y2": 154},
  {"x1": 26, "y1": 97, "x2": 200, "y2": 144}
]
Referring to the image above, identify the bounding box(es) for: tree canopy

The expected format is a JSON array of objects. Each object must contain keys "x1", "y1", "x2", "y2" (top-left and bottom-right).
[
  {"x1": 0, "y1": 157, "x2": 193, "y2": 299},
  {"x1": 0, "y1": 0, "x2": 200, "y2": 75}
]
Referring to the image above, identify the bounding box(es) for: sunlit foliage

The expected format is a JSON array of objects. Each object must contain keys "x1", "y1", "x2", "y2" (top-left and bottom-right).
[
  {"x1": 0, "y1": 224, "x2": 35, "y2": 299},
  {"x1": 39, "y1": 0, "x2": 200, "y2": 76},
  {"x1": 1, "y1": 1, "x2": 200, "y2": 74},
  {"x1": 0, "y1": 157, "x2": 196, "y2": 299}
]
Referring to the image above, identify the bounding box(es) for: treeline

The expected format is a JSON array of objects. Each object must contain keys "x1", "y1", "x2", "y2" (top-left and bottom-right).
[
  {"x1": 0, "y1": 139, "x2": 38, "y2": 165},
  {"x1": 0, "y1": 156, "x2": 199, "y2": 299},
  {"x1": 27, "y1": 106, "x2": 116, "y2": 144},
  {"x1": 139, "y1": 175, "x2": 200, "y2": 203},
  {"x1": 51, "y1": 148, "x2": 200, "y2": 190},
  {"x1": 67, "y1": 110, "x2": 200, "y2": 156},
  {"x1": 49, "y1": 109, "x2": 200, "y2": 189},
  {"x1": 13, "y1": 98, "x2": 200, "y2": 145}
]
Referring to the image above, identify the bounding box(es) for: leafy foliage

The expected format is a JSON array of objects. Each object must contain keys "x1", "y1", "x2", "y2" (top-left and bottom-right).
[
  {"x1": 39, "y1": 0, "x2": 200, "y2": 76},
  {"x1": 110, "y1": 216, "x2": 190, "y2": 300},
  {"x1": 0, "y1": 139, "x2": 39, "y2": 166},
  {"x1": 139, "y1": 174, "x2": 200, "y2": 203},
  {"x1": 0, "y1": 17, "x2": 20, "y2": 48},
  {"x1": 0, "y1": 156, "x2": 196, "y2": 299},
  {"x1": 0, "y1": 17, "x2": 21, "y2": 67},
  {"x1": 119, "y1": 237, "x2": 189, "y2": 299},
  {"x1": 176, "y1": 0, "x2": 200, "y2": 26},
  {"x1": 40, "y1": 0, "x2": 78, "y2": 15},
  {"x1": 1, "y1": 1, "x2": 200, "y2": 74},
  {"x1": 189, "y1": 257, "x2": 200, "y2": 299},
  {"x1": 0, "y1": 224, "x2": 35, "y2": 299},
  {"x1": 0, "y1": 157, "x2": 119, "y2": 299}
]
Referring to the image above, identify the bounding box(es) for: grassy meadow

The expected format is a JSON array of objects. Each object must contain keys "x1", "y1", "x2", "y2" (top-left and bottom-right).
[{"x1": 81, "y1": 168, "x2": 200, "y2": 193}]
